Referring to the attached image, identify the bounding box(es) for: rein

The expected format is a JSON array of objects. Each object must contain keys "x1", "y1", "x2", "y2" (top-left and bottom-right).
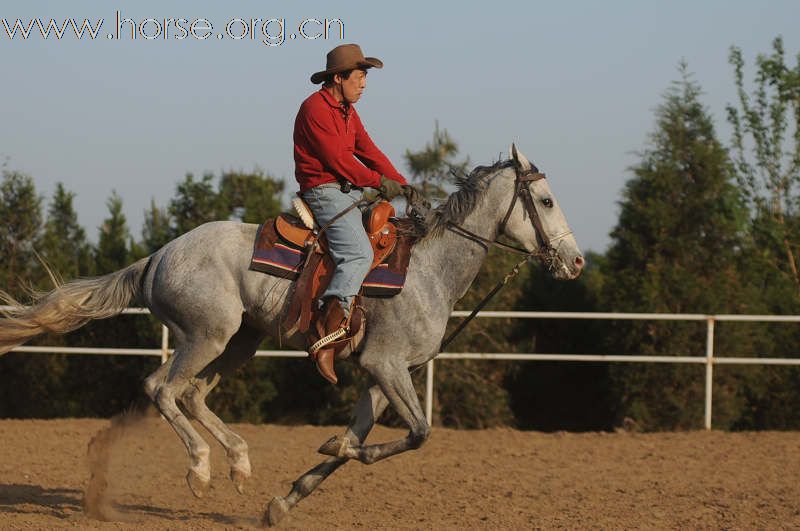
[
  {"x1": 444, "y1": 223, "x2": 534, "y2": 256},
  {"x1": 438, "y1": 253, "x2": 531, "y2": 352},
  {"x1": 314, "y1": 164, "x2": 564, "y2": 357},
  {"x1": 316, "y1": 198, "x2": 376, "y2": 240}
]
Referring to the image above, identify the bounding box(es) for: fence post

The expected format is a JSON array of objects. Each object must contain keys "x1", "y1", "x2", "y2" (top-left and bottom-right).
[
  {"x1": 704, "y1": 317, "x2": 715, "y2": 430},
  {"x1": 161, "y1": 324, "x2": 170, "y2": 364},
  {"x1": 425, "y1": 359, "x2": 434, "y2": 426}
]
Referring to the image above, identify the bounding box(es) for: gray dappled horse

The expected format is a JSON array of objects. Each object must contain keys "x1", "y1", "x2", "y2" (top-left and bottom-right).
[{"x1": 0, "y1": 145, "x2": 583, "y2": 525}]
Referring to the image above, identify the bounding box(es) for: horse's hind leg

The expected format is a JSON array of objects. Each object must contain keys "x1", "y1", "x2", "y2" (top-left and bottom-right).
[
  {"x1": 143, "y1": 321, "x2": 241, "y2": 498},
  {"x1": 265, "y1": 383, "x2": 389, "y2": 526},
  {"x1": 178, "y1": 324, "x2": 264, "y2": 494}
]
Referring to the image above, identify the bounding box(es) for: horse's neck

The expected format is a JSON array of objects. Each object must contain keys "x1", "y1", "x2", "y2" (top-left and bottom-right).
[{"x1": 424, "y1": 185, "x2": 506, "y2": 307}]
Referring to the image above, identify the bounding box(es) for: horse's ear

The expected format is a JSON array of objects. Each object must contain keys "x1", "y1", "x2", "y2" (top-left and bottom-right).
[{"x1": 509, "y1": 143, "x2": 532, "y2": 171}]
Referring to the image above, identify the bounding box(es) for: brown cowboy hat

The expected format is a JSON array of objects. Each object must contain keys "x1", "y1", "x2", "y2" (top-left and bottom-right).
[{"x1": 310, "y1": 43, "x2": 383, "y2": 84}]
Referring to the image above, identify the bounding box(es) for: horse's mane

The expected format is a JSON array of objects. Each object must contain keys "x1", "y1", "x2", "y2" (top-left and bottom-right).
[{"x1": 422, "y1": 159, "x2": 514, "y2": 240}]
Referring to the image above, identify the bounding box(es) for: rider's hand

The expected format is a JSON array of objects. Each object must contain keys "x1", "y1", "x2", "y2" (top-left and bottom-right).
[{"x1": 378, "y1": 176, "x2": 403, "y2": 201}]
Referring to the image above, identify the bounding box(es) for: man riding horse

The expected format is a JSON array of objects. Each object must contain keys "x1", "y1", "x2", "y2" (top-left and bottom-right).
[
  {"x1": 0, "y1": 40, "x2": 585, "y2": 525},
  {"x1": 294, "y1": 43, "x2": 411, "y2": 384}
]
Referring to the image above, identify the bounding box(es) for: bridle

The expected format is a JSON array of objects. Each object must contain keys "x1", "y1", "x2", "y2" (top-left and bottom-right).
[
  {"x1": 500, "y1": 163, "x2": 551, "y2": 253},
  {"x1": 432, "y1": 160, "x2": 576, "y2": 353},
  {"x1": 444, "y1": 161, "x2": 564, "y2": 263}
]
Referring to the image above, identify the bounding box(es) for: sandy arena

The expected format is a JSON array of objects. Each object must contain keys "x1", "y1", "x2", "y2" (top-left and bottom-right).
[{"x1": 0, "y1": 417, "x2": 798, "y2": 529}]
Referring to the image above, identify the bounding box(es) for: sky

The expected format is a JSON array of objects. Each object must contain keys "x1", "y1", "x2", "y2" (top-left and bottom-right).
[{"x1": 1, "y1": 0, "x2": 798, "y2": 254}]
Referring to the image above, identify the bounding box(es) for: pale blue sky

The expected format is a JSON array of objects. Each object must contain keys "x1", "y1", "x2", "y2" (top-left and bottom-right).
[{"x1": 1, "y1": 1, "x2": 798, "y2": 253}]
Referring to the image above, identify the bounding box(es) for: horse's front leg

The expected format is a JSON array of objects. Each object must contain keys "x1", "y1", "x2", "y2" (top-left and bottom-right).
[
  {"x1": 318, "y1": 355, "x2": 430, "y2": 465},
  {"x1": 264, "y1": 383, "x2": 388, "y2": 527}
]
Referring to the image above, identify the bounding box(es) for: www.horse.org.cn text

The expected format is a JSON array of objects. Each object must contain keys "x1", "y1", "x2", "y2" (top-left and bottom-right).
[{"x1": 1, "y1": 11, "x2": 345, "y2": 47}]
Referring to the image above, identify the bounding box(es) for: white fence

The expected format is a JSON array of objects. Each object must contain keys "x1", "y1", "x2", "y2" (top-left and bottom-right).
[{"x1": 5, "y1": 307, "x2": 800, "y2": 430}]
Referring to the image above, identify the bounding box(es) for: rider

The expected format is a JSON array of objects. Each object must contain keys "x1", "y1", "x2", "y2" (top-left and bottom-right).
[{"x1": 294, "y1": 43, "x2": 409, "y2": 384}]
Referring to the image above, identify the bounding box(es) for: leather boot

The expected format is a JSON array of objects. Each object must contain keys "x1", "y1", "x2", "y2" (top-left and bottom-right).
[{"x1": 309, "y1": 298, "x2": 348, "y2": 384}]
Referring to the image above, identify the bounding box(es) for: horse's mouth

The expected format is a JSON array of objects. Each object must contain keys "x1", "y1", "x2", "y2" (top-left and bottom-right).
[
  {"x1": 547, "y1": 258, "x2": 582, "y2": 280},
  {"x1": 566, "y1": 267, "x2": 583, "y2": 280}
]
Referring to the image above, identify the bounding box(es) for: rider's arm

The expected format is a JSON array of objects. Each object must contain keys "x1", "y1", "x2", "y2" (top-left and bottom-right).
[
  {"x1": 296, "y1": 103, "x2": 383, "y2": 188},
  {"x1": 352, "y1": 112, "x2": 408, "y2": 185}
]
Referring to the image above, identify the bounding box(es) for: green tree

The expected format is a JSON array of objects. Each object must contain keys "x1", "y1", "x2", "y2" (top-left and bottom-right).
[
  {"x1": 727, "y1": 36, "x2": 800, "y2": 294},
  {"x1": 0, "y1": 169, "x2": 62, "y2": 418},
  {"x1": 0, "y1": 170, "x2": 42, "y2": 293},
  {"x1": 140, "y1": 198, "x2": 171, "y2": 254},
  {"x1": 725, "y1": 37, "x2": 800, "y2": 429},
  {"x1": 217, "y1": 169, "x2": 284, "y2": 223},
  {"x1": 404, "y1": 121, "x2": 469, "y2": 201},
  {"x1": 38, "y1": 183, "x2": 93, "y2": 280},
  {"x1": 602, "y1": 66, "x2": 758, "y2": 430},
  {"x1": 95, "y1": 191, "x2": 131, "y2": 274},
  {"x1": 169, "y1": 173, "x2": 219, "y2": 236},
  {"x1": 30, "y1": 183, "x2": 95, "y2": 415}
]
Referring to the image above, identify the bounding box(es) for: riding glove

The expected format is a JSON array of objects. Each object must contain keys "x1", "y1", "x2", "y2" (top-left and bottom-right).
[{"x1": 378, "y1": 176, "x2": 403, "y2": 201}]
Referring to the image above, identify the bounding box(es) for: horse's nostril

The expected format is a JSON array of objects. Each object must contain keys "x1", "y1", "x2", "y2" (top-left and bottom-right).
[{"x1": 575, "y1": 255, "x2": 584, "y2": 268}]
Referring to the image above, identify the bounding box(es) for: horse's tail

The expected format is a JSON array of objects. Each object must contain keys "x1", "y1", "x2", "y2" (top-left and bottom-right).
[{"x1": 0, "y1": 257, "x2": 150, "y2": 355}]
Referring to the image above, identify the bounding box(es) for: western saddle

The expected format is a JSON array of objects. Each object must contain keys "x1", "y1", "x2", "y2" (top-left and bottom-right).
[{"x1": 276, "y1": 197, "x2": 402, "y2": 381}]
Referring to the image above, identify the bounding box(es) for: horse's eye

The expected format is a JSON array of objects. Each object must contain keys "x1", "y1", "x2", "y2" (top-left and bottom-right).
[{"x1": 542, "y1": 198, "x2": 553, "y2": 208}]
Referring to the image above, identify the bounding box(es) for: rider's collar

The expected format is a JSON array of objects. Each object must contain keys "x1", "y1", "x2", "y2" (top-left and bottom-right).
[{"x1": 318, "y1": 88, "x2": 351, "y2": 113}]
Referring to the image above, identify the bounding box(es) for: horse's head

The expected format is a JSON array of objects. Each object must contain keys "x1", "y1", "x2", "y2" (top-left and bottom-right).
[{"x1": 498, "y1": 144, "x2": 584, "y2": 280}]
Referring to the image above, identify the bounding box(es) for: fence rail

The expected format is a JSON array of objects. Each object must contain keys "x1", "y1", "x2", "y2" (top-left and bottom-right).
[{"x1": 4, "y1": 306, "x2": 799, "y2": 430}]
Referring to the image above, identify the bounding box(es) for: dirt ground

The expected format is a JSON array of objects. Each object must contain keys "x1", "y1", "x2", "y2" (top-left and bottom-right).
[{"x1": 0, "y1": 417, "x2": 798, "y2": 530}]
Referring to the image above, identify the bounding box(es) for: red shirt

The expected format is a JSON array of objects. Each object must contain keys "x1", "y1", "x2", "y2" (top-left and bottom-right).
[{"x1": 294, "y1": 88, "x2": 407, "y2": 193}]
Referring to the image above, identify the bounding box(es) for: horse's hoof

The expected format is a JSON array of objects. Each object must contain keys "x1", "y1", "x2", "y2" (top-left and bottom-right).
[
  {"x1": 317, "y1": 435, "x2": 350, "y2": 457},
  {"x1": 264, "y1": 496, "x2": 290, "y2": 527},
  {"x1": 230, "y1": 467, "x2": 249, "y2": 495},
  {"x1": 186, "y1": 469, "x2": 210, "y2": 498}
]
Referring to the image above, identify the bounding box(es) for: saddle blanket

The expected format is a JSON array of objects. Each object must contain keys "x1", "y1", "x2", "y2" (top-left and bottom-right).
[{"x1": 249, "y1": 218, "x2": 414, "y2": 298}]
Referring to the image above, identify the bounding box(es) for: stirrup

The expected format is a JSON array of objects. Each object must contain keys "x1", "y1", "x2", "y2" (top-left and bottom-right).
[{"x1": 309, "y1": 326, "x2": 347, "y2": 354}]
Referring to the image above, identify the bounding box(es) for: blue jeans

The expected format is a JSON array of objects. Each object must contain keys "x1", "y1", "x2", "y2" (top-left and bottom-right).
[{"x1": 301, "y1": 183, "x2": 373, "y2": 313}]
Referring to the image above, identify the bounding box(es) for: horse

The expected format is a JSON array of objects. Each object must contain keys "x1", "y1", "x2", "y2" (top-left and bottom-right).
[{"x1": 0, "y1": 145, "x2": 583, "y2": 525}]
